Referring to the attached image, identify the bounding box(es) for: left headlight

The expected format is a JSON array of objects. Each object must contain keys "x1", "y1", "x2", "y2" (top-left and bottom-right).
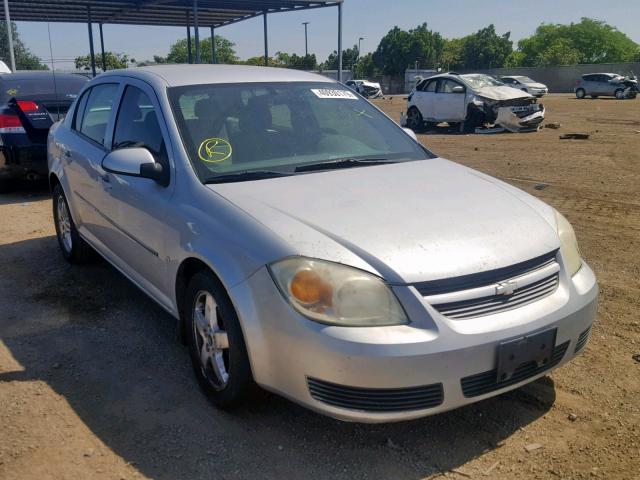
[
  {"x1": 268, "y1": 257, "x2": 409, "y2": 327},
  {"x1": 554, "y1": 210, "x2": 582, "y2": 276}
]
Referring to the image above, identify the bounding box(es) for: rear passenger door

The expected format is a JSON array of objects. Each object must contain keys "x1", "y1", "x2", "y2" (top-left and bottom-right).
[
  {"x1": 63, "y1": 82, "x2": 119, "y2": 239},
  {"x1": 414, "y1": 78, "x2": 438, "y2": 120}
]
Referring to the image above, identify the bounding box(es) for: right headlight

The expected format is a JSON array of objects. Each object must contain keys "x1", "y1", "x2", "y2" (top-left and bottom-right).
[
  {"x1": 554, "y1": 210, "x2": 583, "y2": 276},
  {"x1": 268, "y1": 257, "x2": 409, "y2": 327}
]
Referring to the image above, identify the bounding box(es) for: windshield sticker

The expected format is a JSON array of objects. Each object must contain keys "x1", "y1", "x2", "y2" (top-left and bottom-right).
[
  {"x1": 198, "y1": 138, "x2": 233, "y2": 163},
  {"x1": 311, "y1": 89, "x2": 358, "y2": 100},
  {"x1": 6, "y1": 88, "x2": 18, "y2": 96}
]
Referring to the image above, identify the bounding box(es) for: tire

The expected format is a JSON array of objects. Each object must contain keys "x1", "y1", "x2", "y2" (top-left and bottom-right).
[
  {"x1": 185, "y1": 271, "x2": 253, "y2": 408},
  {"x1": 52, "y1": 183, "x2": 94, "y2": 264},
  {"x1": 406, "y1": 106, "x2": 424, "y2": 132},
  {"x1": 462, "y1": 106, "x2": 485, "y2": 133},
  {"x1": 614, "y1": 89, "x2": 625, "y2": 100},
  {"x1": 575, "y1": 88, "x2": 586, "y2": 99}
]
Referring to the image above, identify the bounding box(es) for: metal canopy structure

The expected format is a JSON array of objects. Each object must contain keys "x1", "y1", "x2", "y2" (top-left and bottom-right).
[{"x1": 1, "y1": 0, "x2": 343, "y2": 78}]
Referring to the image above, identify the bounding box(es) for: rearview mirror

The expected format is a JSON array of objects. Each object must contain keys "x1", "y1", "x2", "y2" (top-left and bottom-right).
[
  {"x1": 451, "y1": 86, "x2": 464, "y2": 94},
  {"x1": 102, "y1": 147, "x2": 169, "y2": 187}
]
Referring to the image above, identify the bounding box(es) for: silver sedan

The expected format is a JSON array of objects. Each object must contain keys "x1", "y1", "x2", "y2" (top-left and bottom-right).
[{"x1": 48, "y1": 65, "x2": 597, "y2": 422}]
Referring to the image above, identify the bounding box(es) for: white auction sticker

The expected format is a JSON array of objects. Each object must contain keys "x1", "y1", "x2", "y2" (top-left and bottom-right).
[{"x1": 311, "y1": 88, "x2": 358, "y2": 100}]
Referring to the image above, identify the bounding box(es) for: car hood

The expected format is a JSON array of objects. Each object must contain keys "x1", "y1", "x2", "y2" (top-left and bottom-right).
[
  {"x1": 476, "y1": 85, "x2": 534, "y2": 101},
  {"x1": 524, "y1": 82, "x2": 547, "y2": 89},
  {"x1": 208, "y1": 159, "x2": 560, "y2": 284}
]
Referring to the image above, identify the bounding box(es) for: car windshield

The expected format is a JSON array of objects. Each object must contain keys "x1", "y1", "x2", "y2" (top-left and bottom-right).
[
  {"x1": 460, "y1": 74, "x2": 504, "y2": 89},
  {"x1": 168, "y1": 81, "x2": 433, "y2": 182},
  {"x1": 514, "y1": 76, "x2": 536, "y2": 84}
]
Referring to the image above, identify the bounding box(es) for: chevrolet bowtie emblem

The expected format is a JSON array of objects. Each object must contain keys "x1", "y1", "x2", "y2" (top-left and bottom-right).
[{"x1": 496, "y1": 280, "x2": 518, "y2": 296}]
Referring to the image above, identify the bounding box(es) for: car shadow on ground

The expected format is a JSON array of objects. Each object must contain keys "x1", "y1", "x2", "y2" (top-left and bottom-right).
[
  {"x1": 0, "y1": 181, "x2": 49, "y2": 206},
  {"x1": 0, "y1": 235, "x2": 557, "y2": 480}
]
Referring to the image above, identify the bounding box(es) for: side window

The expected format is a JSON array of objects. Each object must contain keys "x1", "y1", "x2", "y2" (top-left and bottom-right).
[
  {"x1": 502, "y1": 78, "x2": 512, "y2": 85},
  {"x1": 439, "y1": 80, "x2": 461, "y2": 93},
  {"x1": 79, "y1": 83, "x2": 118, "y2": 145},
  {"x1": 113, "y1": 85, "x2": 166, "y2": 162},
  {"x1": 425, "y1": 79, "x2": 438, "y2": 92},
  {"x1": 72, "y1": 89, "x2": 90, "y2": 131}
]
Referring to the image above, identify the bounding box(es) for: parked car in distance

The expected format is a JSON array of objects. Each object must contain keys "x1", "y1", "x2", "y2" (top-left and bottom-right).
[
  {"x1": 0, "y1": 71, "x2": 88, "y2": 192},
  {"x1": 405, "y1": 73, "x2": 545, "y2": 133},
  {"x1": 49, "y1": 65, "x2": 597, "y2": 422},
  {"x1": 574, "y1": 73, "x2": 638, "y2": 99},
  {"x1": 500, "y1": 75, "x2": 548, "y2": 97},
  {"x1": 345, "y1": 79, "x2": 383, "y2": 98}
]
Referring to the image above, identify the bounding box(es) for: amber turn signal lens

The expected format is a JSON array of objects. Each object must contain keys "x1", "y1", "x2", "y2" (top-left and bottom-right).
[{"x1": 290, "y1": 269, "x2": 333, "y2": 306}]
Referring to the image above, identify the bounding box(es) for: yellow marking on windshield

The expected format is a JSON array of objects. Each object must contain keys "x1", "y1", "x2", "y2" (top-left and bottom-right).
[
  {"x1": 6, "y1": 88, "x2": 18, "y2": 96},
  {"x1": 198, "y1": 137, "x2": 233, "y2": 163}
]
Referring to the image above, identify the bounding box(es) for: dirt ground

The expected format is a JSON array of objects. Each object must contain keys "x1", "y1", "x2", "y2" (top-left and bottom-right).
[{"x1": 0, "y1": 94, "x2": 638, "y2": 480}]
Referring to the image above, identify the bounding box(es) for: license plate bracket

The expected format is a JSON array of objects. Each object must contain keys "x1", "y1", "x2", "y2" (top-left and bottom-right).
[{"x1": 496, "y1": 328, "x2": 556, "y2": 383}]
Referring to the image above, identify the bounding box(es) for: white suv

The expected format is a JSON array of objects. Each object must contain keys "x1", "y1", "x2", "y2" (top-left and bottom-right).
[{"x1": 404, "y1": 73, "x2": 545, "y2": 133}]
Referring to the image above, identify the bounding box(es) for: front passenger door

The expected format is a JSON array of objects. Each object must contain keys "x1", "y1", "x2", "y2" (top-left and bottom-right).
[{"x1": 98, "y1": 81, "x2": 175, "y2": 305}]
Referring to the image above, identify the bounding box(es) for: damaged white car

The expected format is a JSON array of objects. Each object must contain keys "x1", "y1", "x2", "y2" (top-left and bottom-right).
[
  {"x1": 404, "y1": 73, "x2": 545, "y2": 133},
  {"x1": 345, "y1": 79, "x2": 383, "y2": 99}
]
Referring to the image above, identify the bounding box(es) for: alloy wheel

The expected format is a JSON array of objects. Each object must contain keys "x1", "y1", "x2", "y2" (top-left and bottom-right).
[
  {"x1": 192, "y1": 291, "x2": 230, "y2": 390},
  {"x1": 56, "y1": 194, "x2": 73, "y2": 253}
]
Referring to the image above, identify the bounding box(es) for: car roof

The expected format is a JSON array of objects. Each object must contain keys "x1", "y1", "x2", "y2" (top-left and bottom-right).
[{"x1": 97, "y1": 64, "x2": 335, "y2": 87}]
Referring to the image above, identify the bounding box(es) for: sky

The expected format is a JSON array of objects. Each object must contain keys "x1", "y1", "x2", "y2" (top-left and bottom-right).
[{"x1": 14, "y1": 0, "x2": 640, "y2": 70}]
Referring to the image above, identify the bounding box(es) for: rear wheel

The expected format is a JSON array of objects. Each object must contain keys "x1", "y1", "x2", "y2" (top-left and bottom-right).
[
  {"x1": 575, "y1": 88, "x2": 586, "y2": 99},
  {"x1": 185, "y1": 271, "x2": 253, "y2": 408},
  {"x1": 615, "y1": 89, "x2": 625, "y2": 99},
  {"x1": 52, "y1": 184, "x2": 94, "y2": 264},
  {"x1": 405, "y1": 106, "x2": 424, "y2": 131}
]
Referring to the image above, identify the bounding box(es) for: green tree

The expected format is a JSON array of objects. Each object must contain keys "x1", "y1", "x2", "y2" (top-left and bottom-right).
[
  {"x1": 274, "y1": 52, "x2": 317, "y2": 70},
  {"x1": 372, "y1": 24, "x2": 444, "y2": 75},
  {"x1": 440, "y1": 38, "x2": 465, "y2": 70},
  {"x1": 322, "y1": 45, "x2": 359, "y2": 71},
  {"x1": 460, "y1": 25, "x2": 513, "y2": 69},
  {"x1": 517, "y1": 18, "x2": 639, "y2": 66},
  {"x1": 75, "y1": 51, "x2": 131, "y2": 70},
  {"x1": 156, "y1": 35, "x2": 237, "y2": 64},
  {"x1": 0, "y1": 22, "x2": 47, "y2": 70},
  {"x1": 354, "y1": 53, "x2": 377, "y2": 78}
]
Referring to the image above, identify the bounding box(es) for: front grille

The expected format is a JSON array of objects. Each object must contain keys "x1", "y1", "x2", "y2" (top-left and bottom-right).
[
  {"x1": 414, "y1": 250, "x2": 558, "y2": 296},
  {"x1": 574, "y1": 326, "x2": 591, "y2": 353},
  {"x1": 307, "y1": 378, "x2": 444, "y2": 412},
  {"x1": 433, "y1": 273, "x2": 559, "y2": 320},
  {"x1": 461, "y1": 340, "x2": 569, "y2": 398}
]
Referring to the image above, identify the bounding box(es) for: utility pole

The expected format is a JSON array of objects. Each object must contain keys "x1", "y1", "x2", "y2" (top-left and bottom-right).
[
  {"x1": 302, "y1": 22, "x2": 309, "y2": 56},
  {"x1": 358, "y1": 37, "x2": 363, "y2": 59}
]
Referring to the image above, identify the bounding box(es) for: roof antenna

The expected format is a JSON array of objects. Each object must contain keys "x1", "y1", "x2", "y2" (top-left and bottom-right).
[{"x1": 47, "y1": 21, "x2": 60, "y2": 121}]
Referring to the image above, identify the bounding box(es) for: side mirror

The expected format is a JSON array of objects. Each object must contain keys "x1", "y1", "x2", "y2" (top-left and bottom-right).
[
  {"x1": 102, "y1": 147, "x2": 169, "y2": 187},
  {"x1": 451, "y1": 85, "x2": 465, "y2": 94},
  {"x1": 403, "y1": 127, "x2": 418, "y2": 141}
]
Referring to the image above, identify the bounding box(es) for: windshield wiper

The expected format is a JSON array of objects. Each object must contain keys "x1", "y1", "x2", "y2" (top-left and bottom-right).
[
  {"x1": 204, "y1": 170, "x2": 292, "y2": 184},
  {"x1": 294, "y1": 158, "x2": 397, "y2": 173}
]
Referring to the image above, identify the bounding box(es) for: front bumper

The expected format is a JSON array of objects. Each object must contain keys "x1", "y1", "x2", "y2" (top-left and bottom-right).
[
  {"x1": 231, "y1": 261, "x2": 597, "y2": 422},
  {"x1": 495, "y1": 104, "x2": 545, "y2": 133}
]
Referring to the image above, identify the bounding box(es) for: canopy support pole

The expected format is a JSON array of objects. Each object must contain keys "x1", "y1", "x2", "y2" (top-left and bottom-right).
[
  {"x1": 263, "y1": 12, "x2": 268, "y2": 66},
  {"x1": 3, "y1": 0, "x2": 15, "y2": 71},
  {"x1": 210, "y1": 26, "x2": 216, "y2": 63},
  {"x1": 87, "y1": 6, "x2": 96, "y2": 77},
  {"x1": 193, "y1": 0, "x2": 200, "y2": 63},
  {"x1": 99, "y1": 23, "x2": 106, "y2": 71},
  {"x1": 337, "y1": 2, "x2": 342, "y2": 82},
  {"x1": 186, "y1": 11, "x2": 192, "y2": 64}
]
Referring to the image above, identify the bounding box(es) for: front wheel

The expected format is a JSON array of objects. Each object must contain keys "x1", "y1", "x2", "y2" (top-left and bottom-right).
[
  {"x1": 185, "y1": 271, "x2": 253, "y2": 408},
  {"x1": 615, "y1": 89, "x2": 625, "y2": 99},
  {"x1": 575, "y1": 88, "x2": 586, "y2": 99},
  {"x1": 405, "y1": 106, "x2": 424, "y2": 131},
  {"x1": 52, "y1": 184, "x2": 94, "y2": 264}
]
